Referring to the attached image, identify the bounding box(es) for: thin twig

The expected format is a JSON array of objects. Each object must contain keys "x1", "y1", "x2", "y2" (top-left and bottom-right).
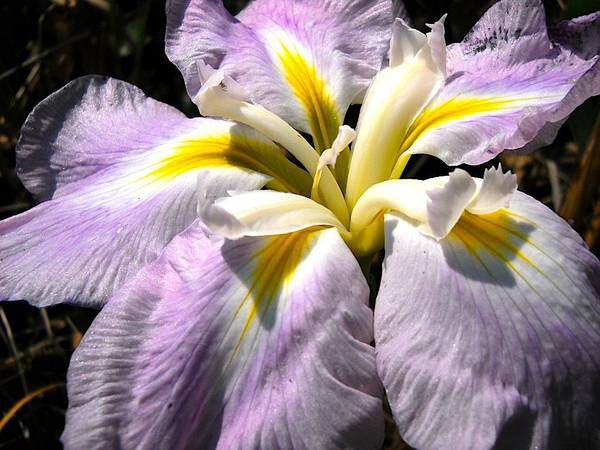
[
  {"x1": 13, "y1": 62, "x2": 41, "y2": 108},
  {"x1": 0, "y1": 336, "x2": 72, "y2": 370},
  {"x1": 39, "y1": 309, "x2": 54, "y2": 340},
  {"x1": 0, "y1": 203, "x2": 30, "y2": 215},
  {"x1": 561, "y1": 113, "x2": 600, "y2": 229},
  {"x1": 545, "y1": 159, "x2": 562, "y2": 211},
  {"x1": 0, "y1": 307, "x2": 29, "y2": 397},
  {"x1": 0, "y1": 436, "x2": 24, "y2": 449},
  {"x1": 0, "y1": 373, "x2": 22, "y2": 389},
  {"x1": 0, "y1": 383, "x2": 64, "y2": 431}
]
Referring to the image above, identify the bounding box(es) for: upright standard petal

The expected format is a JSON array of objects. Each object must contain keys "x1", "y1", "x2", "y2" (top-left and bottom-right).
[
  {"x1": 376, "y1": 191, "x2": 600, "y2": 449},
  {"x1": 63, "y1": 222, "x2": 383, "y2": 450},
  {"x1": 346, "y1": 17, "x2": 445, "y2": 207},
  {"x1": 399, "y1": 0, "x2": 600, "y2": 165},
  {"x1": 165, "y1": 0, "x2": 395, "y2": 151},
  {"x1": 0, "y1": 76, "x2": 310, "y2": 308}
]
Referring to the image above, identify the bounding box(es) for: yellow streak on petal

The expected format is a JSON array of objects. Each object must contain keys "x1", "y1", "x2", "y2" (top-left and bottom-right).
[
  {"x1": 447, "y1": 210, "x2": 591, "y2": 306},
  {"x1": 400, "y1": 95, "x2": 557, "y2": 154},
  {"x1": 449, "y1": 210, "x2": 536, "y2": 268},
  {"x1": 229, "y1": 228, "x2": 323, "y2": 361},
  {"x1": 268, "y1": 31, "x2": 341, "y2": 154},
  {"x1": 144, "y1": 133, "x2": 311, "y2": 194}
]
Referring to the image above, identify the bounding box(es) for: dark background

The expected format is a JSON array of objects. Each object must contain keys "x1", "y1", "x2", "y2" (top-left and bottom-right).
[{"x1": 0, "y1": 1, "x2": 598, "y2": 449}]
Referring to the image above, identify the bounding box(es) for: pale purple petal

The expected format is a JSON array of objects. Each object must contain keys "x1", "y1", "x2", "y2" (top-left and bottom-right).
[
  {"x1": 17, "y1": 76, "x2": 189, "y2": 201},
  {"x1": 405, "y1": 0, "x2": 600, "y2": 165},
  {"x1": 375, "y1": 193, "x2": 600, "y2": 449},
  {"x1": 526, "y1": 11, "x2": 600, "y2": 151},
  {"x1": 550, "y1": 11, "x2": 600, "y2": 59},
  {"x1": 1, "y1": 76, "x2": 303, "y2": 308},
  {"x1": 447, "y1": 0, "x2": 551, "y2": 72},
  {"x1": 165, "y1": 0, "x2": 396, "y2": 145},
  {"x1": 63, "y1": 222, "x2": 383, "y2": 449}
]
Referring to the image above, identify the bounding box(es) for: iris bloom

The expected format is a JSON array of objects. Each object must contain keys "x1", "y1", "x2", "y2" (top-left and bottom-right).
[{"x1": 1, "y1": 0, "x2": 600, "y2": 448}]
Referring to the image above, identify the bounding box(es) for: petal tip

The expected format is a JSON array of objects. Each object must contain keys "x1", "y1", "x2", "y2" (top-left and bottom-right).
[
  {"x1": 426, "y1": 169, "x2": 476, "y2": 239},
  {"x1": 468, "y1": 164, "x2": 518, "y2": 215},
  {"x1": 199, "y1": 202, "x2": 246, "y2": 240}
]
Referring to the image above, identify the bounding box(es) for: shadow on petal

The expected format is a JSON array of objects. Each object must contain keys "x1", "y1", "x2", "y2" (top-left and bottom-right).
[
  {"x1": 221, "y1": 228, "x2": 320, "y2": 332},
  {"x1": 441, "y1": 210, "x2": 536, "y2": 286},
  {"x1": 492, "y1": 407, "x2": 536, "y2": 450}
]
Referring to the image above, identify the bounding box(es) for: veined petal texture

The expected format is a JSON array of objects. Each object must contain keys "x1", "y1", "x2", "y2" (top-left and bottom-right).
[
  {"x1": 63, "y1": 221, "x2": 383, "y2": 449},
  {"x1": 165, "y1": 0, "x2": 396, "y2": 150},
  {"x1": 0, "y1": 76, "x2": 309, "y2": 308},
  {"x1": 402, "y1": 0, "x2": 600, "y2": 165},
  {"x1": 376, "y1": 192, "x2": 600, "y2": 449}
]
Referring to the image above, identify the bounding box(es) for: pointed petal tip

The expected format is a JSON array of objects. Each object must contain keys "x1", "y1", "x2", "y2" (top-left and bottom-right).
[
  {"x1": 468, "y1": 165, "x2": 518, "y2": 214},
  {"x1": 193, "y1": 60, "x2": 251, "y2": 115},
  {"x1": 426, "y1": 14, "x2": 448, "y2": 76},
  {"x1": 333, "y1": 124, "x2": 357, "y2": 150},
  {"x1": 426, "y1": 13, "x2": 448, "y2": 29},
  {"x1": 199, "y1": 202, "x2": 247, "y2": 240},
  {"x1": 319, "y1": 125, "x2": 357, "y2": 170},
  {"x1": 426, "y1": 169, "x2": 476, "y2": 239},
  {"x1": 388, "y1": 19, "x2": 427, "y2": 68}
]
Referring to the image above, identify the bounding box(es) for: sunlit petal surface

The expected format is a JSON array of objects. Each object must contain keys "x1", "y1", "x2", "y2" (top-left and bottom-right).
[
  {"x1": 376, "y1": 194, "x2": 600, "y2": 449},
  {"x1": 404, "y1": 0, "x2": 600, "y2": 165},
  {"x1": 165, "y1": 0, "x2": 396, "y2": 149},
  {"x1": 1, "y1": 2, "x2": 599, "y2": 448},
  {"x1": 63, "y1": 222, "x2": 383, "y2": 449},
  {"x1": 0, "y1": 76, "x2": 306, "y2": 307}
]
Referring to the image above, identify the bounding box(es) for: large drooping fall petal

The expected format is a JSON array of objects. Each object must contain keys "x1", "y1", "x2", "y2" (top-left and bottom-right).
[
  {"x1": 403, "y1": 0, "x2": 600, "y2": 165},
  {"x1": 63, "y1": 222, "x2": 383, "y2": 449},
  {"x1": 376, "y1": 187, "x2": 600, "y2": 449},
  {"x1": 0, "y1": 76, "x2": 308, "y2": 308}
]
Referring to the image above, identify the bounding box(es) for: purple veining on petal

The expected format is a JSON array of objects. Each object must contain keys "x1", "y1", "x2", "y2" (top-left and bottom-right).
[
  {"x1": 407, "y1": 0, "x2": 600, "y2": 165},
  {"x1": 63, "y1": 222, "x2": 383, "y2": 449},
  {"x1": 376, "y1": 191, "x2": 600, "y2": 450},
  {"x1": 165, "y1": 0, "x2": 397, "y2": 134},
  {"x1": 0, "y1": 76, "x2": 269, "y2": 308}
]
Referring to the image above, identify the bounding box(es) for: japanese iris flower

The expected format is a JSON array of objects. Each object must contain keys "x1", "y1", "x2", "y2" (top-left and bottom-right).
[{"x1": 1, "y1": 0, "x2": 600, "y2": 449}]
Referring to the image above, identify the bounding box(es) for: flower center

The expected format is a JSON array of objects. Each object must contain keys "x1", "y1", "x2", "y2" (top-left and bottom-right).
[{"x1": 194, "y1": 18, "x2": 451, "y2": 257}]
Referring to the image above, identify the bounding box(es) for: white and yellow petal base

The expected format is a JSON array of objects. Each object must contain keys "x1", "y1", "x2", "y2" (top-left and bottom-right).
[{"x1": 201, "y1": 165, "x2": 520, "y2": 259}]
